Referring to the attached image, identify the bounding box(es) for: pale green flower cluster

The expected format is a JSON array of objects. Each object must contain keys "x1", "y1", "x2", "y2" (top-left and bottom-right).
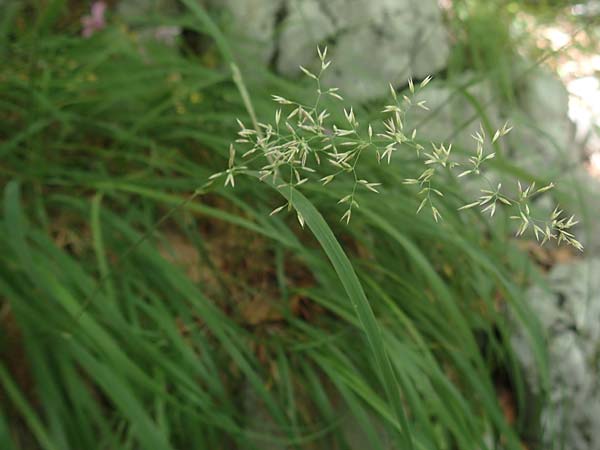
[{"x1": 211, "y1": 47, "x2": 582, "y2": 251}]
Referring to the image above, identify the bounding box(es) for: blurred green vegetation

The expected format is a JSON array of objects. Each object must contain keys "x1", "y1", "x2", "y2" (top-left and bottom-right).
[{"x1": 0, "y1": 1, "x2": 590, "y2": 449}]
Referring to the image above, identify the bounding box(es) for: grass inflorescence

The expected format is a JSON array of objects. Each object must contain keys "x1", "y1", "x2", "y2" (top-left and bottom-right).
[{"x1": 0, "y1": 3, "x2": 582, "y2": 450}]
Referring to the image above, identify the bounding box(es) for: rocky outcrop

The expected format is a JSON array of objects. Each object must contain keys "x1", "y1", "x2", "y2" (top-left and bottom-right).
[
  {"x1": 211, "y1": 0, "x2": 450, "y2": 101},
  {"x1": 512, "y1": 258, "x2": 600, "y2": 450}
]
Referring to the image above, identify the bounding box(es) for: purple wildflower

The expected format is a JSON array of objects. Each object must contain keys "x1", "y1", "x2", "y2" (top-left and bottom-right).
[{"x1": 81, "y1": 1, "x2": 107, "y2": 38}]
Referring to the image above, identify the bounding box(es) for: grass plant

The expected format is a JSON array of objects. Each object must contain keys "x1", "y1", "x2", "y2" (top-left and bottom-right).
[{"x1": 0, "y1": 2, "x2": 586, "y2": 449}]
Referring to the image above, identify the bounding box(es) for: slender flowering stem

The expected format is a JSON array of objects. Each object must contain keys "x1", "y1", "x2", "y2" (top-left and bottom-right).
[{"x1": 215, "y1": 47, "x2": 582, "y2": 251}]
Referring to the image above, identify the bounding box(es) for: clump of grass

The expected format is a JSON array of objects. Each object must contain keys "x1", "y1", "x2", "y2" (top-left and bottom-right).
[{"x1": 0, "y1": 4, "x2": 576, "y2": 450}]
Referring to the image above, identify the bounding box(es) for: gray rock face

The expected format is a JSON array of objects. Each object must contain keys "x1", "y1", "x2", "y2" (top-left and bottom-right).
[
  {"x1": 507, "y1": 69, "x2": 577, "y2": 176},
  {"x1": 213, "y1": 0, "x2": 450, "y2": 101},
  {"x1": 513, "y1": 258, "x2": 600, "y2": 450},
  {"x1": 210, "y1": 0, "x2": 284, "y2": 63}
]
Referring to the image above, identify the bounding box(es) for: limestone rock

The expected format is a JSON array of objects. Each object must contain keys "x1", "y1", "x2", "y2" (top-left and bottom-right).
[
  {"x1": 213, "y1": 0, "x2": 450, "y2": 101},
  {"x1": 512, "y1": 258, "x2": 600, "y2": 450},
  {"x1": 209, "y1": 0, "x2": 284, "y2": 63},
  {"x1": 507, "y1": 68, "x2": 577, "y2": 175}
]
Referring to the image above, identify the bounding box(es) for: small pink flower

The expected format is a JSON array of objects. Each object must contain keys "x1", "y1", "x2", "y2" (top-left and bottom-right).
[{"x1": 81, "y1": 1, "x2": 107, "y2": 38}]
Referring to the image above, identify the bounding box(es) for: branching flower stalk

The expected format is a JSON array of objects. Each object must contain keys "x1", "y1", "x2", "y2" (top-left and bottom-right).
[{"x1": 210, "y1": 47, "x2": 582, "y2": 251}]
